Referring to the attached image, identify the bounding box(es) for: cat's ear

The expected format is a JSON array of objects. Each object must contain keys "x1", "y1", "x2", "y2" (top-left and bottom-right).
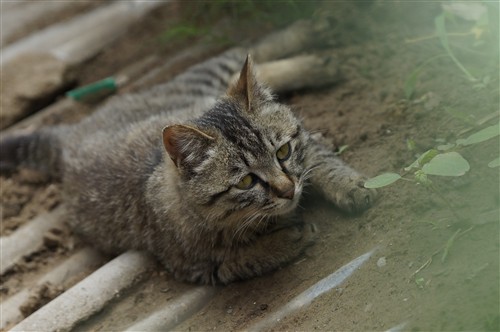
[
  {"x1": 163, "y1": 124, "x2": 215, "y2": 168},
  {"x1": 228, "y1": 55, "x2": 257, "y2": 111}
]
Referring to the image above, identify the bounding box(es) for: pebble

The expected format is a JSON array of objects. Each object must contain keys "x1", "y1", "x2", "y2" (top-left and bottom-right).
[{"x1": 377, "y1": 257, "x2": 387, "y2": 268}]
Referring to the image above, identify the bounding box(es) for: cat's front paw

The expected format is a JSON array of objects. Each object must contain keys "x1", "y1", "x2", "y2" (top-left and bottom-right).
[
  {"x1": 214, "y1": 222, "x2": 317, "y2": 284},
  {"x1": 334, "y1": 176, "x2": 377, "y2": 213},
  {"x1": 271, "y1": 221, "x2": 317, "y2": 253},
  {"x1": 288, "y1": 222, "x2": 317, "y2": 246}
]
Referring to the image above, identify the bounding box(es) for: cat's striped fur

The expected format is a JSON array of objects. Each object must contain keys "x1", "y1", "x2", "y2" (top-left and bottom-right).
[{"x1": 0, "y1": 48, "x2": 375, "y2": 284}]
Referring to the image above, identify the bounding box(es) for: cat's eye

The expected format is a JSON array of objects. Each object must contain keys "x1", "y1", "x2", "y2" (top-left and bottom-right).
[
  {"x1": 236, "y1": 174, "x2": 256, "y2": 190},
  {"x1": 276, "y1": 142, "x2": 291, "y2": 161}
]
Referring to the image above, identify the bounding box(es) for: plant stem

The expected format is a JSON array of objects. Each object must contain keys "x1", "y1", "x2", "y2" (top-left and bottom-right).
[
  {"x1": 441, "y1": 228, "x2": 461, "y2": 263},
  {"x1": 405, "y1": 31, "x2": 475, "y2": 44},
  {"x1": 435, "y1": 13, "x2": 478, "y2": 82},
  {"x1": 447, "y1": 51, "x2": 478, "y2": 82}
]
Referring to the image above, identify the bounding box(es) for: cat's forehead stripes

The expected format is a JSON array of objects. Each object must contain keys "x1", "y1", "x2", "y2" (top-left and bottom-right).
[
  {"x1": 273, "y1": 124, "x2": 301, "y2": 143},
  {"x1": 291, "y1": 125, "x2": 301, "y2": 139},
  {"x1": 196, "y1": 101, "x2": 268, "y2": 156}
]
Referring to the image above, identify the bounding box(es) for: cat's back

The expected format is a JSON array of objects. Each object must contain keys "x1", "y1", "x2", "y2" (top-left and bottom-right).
[
  {"x1": 67, "y1": 48, "x2": 246, "y2": 138},
  {"x1": 63, "y1": 114, "x2": 166, "y2": 191}
]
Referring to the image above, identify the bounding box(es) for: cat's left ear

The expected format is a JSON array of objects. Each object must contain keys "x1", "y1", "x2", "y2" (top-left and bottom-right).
[
  {"x1": 228, "y1": 55, "x2": 269, "y2": 111},
  {"x1": 163, "y1": 124, "x2": 215, "y2": 169}
]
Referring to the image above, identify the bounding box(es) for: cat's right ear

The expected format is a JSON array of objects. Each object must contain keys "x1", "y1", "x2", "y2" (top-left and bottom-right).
[
  {"x1": 162, "y1": 125, "x2": 215, "y2": 168},
  {"x1": 228, "y1": 55, "x2": 256, "y2": 111}
]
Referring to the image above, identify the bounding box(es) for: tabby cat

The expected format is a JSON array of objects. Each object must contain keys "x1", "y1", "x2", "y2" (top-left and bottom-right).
[{"x1": 0, "y1": 48, "x2": 376, "y2": 284}]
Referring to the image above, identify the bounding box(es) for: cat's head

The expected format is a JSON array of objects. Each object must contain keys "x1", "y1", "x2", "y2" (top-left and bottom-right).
[{"x1": 163, "y1": 56, "x2": 310, "y2": 231}]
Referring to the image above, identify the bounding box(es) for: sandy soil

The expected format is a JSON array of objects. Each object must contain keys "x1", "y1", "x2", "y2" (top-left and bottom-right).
[{"x1": 1, "y1": 1, "x2": 499, "y2": 331}]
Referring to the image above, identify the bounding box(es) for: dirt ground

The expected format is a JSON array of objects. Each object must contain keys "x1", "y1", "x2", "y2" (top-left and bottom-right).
[{"x1": 1, "y1": 1, "x2": 499, "y2": 331}]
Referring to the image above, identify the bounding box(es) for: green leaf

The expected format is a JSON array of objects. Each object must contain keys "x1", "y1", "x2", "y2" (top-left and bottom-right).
[
  {"x1": 414, "y1": 170, "x2": 433, "y2": 186},
  {"x1": 404, "y1": 69, "x2": 420, "y2": 100},
  {"x1": 435, "y1": 14, "x2": 450, "y2": 52},
  {"x1": 456, "y1": 123, "x2": 499, "y2": 146},
  {"x1": 419, "y1": 149, "x2": 439, "y2": 166},
  {"x1": 335, "y1": 145, "x2": 349, "y2": 156},
  {"x1": 406, "y1": 138, "x2": 416, "y2": 151},
  {"x1": 415, "y1": 277, "x2": 425, "y2": 288},
  {"x1": 437, "y1": 143, "x2": 455, "y2": 151},
  {"x1": 364, "y1": 173, "x2": 401, "y2": 188},
  {"x1": 404, "y1": 149, "x2": 439, "y2": 172},
  {"x1": 405, "y1": 159, "x2": 419, "y2": 172},
  {"x1": 488, "y1": 157, "x2": 500, "y2": 168},
  {"x1": 160, "y1": 24, "x2": 210, "y2": 43},
  {"x1": 422, "y1": 152, "x2": 470, "y2": 176}
]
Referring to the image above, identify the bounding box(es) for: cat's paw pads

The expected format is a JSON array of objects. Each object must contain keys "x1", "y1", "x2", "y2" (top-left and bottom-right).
[{"x1": 336, "y1": 177, "x2": 377, "y2": 213}]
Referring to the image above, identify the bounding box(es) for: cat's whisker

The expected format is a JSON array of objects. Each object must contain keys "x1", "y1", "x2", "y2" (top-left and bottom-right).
[
  {"x1": 302, "y1": 165, "x2": 320, "y2": 180},
  {"x1": 232, "y1": 208, "x2": 262, "y2": 244},
  {"x1": 252, "y1": 215, "x2": 266, "y2": 237},
  {"x1": 308, "y1": 129, "x2": 327, "y2": 136},
  {"x1": 302, "y1": 182, "x2": 315, "y2": 191},
  {"x1": 297, "y1": 201, "x2": 307, "y2": 211},
  {"x1": 262, "y1": 204, "x2": 277, "y2": 211},
  {"x1": 236, "y1": 217, "x2": 257, "y2": 243}
]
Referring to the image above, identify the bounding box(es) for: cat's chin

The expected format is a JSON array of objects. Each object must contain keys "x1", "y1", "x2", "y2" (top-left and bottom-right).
[
  {"x1": 272, "y1": 197, "x2": 300, "y2": 216},
  {"x1": 271, "y1": 185, "x2": 303, "y2": 216}
]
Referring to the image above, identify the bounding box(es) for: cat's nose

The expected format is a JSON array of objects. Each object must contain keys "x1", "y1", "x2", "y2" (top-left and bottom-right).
[
  {"x1": 276, "y1": 185, "x2": 295, "y2": 200},
  {"x1": 271, "y1": 175, "x2": 295, "y2": 200}
]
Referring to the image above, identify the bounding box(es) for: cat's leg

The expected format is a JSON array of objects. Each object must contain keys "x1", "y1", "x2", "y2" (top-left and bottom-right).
[
  {"x1": 305, "y1": 137, "x2": 377, "y2": 213},
  {"x1": 253, "y1": 54, "x2": 340, "y2": 94},
  {"x1": 251, "y1": 20, "x2": 331, "y2": 62},
  {"x1": 214, "y1": 222, "x2": 317, "y2": 284}
]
